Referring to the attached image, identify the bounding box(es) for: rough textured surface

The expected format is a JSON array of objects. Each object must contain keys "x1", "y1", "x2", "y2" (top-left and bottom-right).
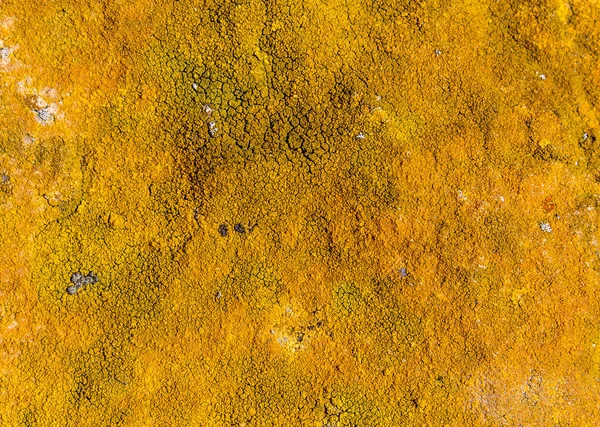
[{"x1": 1, "y1": 0, "x2": 600, "y2": 425}]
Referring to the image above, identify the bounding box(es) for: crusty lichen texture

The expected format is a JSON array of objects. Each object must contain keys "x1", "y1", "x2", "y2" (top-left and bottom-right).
[{"x1": 1, "y1": 0, "x2": 600, "y2": 425}]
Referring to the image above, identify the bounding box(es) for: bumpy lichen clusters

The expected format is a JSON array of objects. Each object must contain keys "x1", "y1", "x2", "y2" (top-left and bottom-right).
[{"x1": 1, "y1": 0, "x2": 600, "y2": 425}]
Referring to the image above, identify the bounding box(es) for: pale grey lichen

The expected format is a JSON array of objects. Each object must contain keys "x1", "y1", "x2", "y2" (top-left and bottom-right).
[
  {"x1": 208, "y1": 121, "x2": 218, "y2": 137},
  {"x1": 539, "y1": 221, "x2": 552, "y2": 233},
  {"x1": 34, "y1": 106, "x2": 55, "y2": 124},
  {"x1": 66, "y1": 271, "x2": 98, "y2": 295}
]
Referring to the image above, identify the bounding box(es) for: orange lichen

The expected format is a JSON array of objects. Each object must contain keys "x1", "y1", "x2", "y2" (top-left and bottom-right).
[{"x1": 1, "y1": 0, "x2": 600, "y2": 425}]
